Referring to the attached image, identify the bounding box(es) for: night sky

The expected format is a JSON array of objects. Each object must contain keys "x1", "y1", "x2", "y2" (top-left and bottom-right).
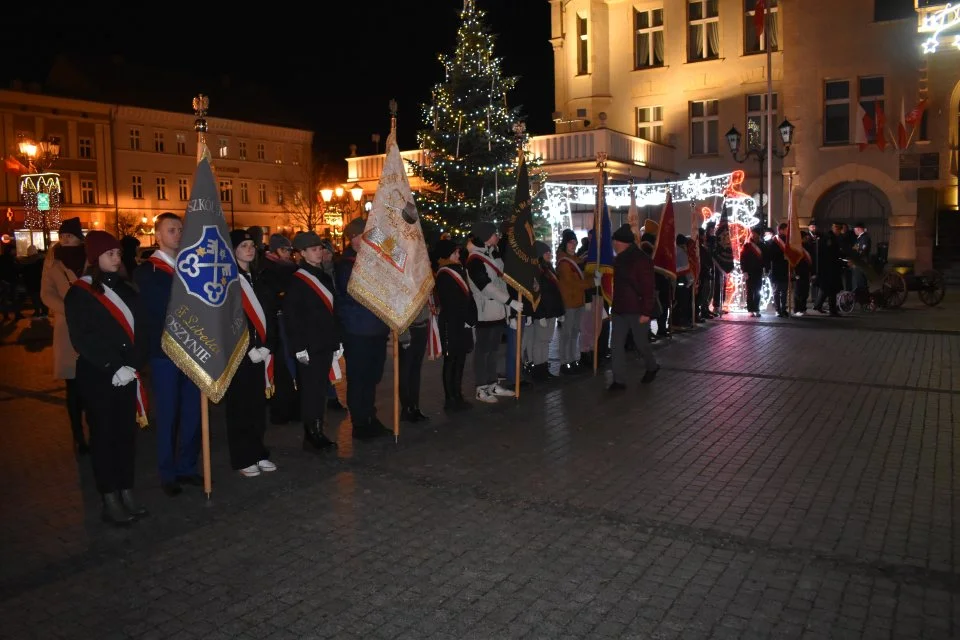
[{"x1": 3, "y1": 1, "x2": 554, "y2": 173}]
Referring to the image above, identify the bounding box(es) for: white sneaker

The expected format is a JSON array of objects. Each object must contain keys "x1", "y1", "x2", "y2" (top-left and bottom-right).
[
  {"x1": 257, "y1": 459, "x2": 277, "y2": 472},
  {"x1": 489, "y1": 383, "x2": 516, "y2": 398},
  {"x1": 239, "y1": 464, "x2": 260, "y2": 477},
  {"x1": 475, "y1": 386, "x2": 498, "y2": 403}
]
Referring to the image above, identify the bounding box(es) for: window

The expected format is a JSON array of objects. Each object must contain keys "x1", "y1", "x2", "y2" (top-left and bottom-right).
[
  {"x1": 176, "y1": 133, "x2": 187, "y2": 155},
  {"x1": 274, "y1": 144, "x2": 283, "y2": 165},
  {"x1": 744, "y1": 0, "x2": 779, "y2": 54},
  {"x1": 219, "y1": 180, "x2": 232, "y2": 203},
  {"x1": 276, "y1": 184, "x2": 284, "y2": 204},
  {"x1": 257, "y1": 143, "x2": 265, "y2": 161},
  {"x1": 154, "y1": 131, "x2": 165, "y2": 153},
  {"x1": 258, "y1": 183, "x2": 267, "y2": 204},
  {"x1": 690, "y1": 99, "x2": 719, "y2": 156},
  {"x1": 634, "y1": 8, "x2": 665, "y2": 69},
  {"x1": 156, "y1": 177, "x2": 168, "y2": 200},
  {"x1": 178, "y1": 178, "x2": 189, "y2": 201},
  {"x1": 80, "y1": 180, "x2": 96, "y2": 205},
  {"x1": 823, "y1": 80, "x2": 850, "y2": 145},
  {"x1": 637, "y1": 106, "x2": 664, "y2": 143},
  {"x1": 239, "y1": 141, "x2": 247, "y2": 160},
  {"x1": 858, "y1": 76, "x2": 885, "y2": 144},
  {"x1": 78, "y1": 137, "x2": 92, "y2": 159},
  {"x1": 746, "y1": 93, "x2": 779, "y2": 149},
  {"x1": 688, "y1": 0, "x2": 720, "y2": 62},
  {"x1": 131, "y1": 175, "x2": 143, "y2": 199},
  {"x1": 219, "y1": 138, "x2": 229, "y2": 158},
  {"x1": 129, "y1": 128, "x2": 141, "y2": 151},
  {"x1": 293, "y1": 146, "x2": 301, "y2": 166},
  {"x1": 577, "y1": 15, "x2": 589, "y2": 75},
  {"x1": 240, "y1": 182, "x2": 249, "y2": 204}
]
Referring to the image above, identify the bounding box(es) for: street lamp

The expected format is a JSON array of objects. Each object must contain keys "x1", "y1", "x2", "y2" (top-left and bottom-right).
[
  {"x1": 320, "y1": 184, "x2": 364, "y2": 251},
  {"x1": 725, "y1": 119, "x2": 794, "y2": 226}
]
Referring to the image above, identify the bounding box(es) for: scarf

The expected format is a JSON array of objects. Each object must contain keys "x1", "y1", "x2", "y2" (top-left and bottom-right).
[{"x1": 55, "y1": 244, "x2": 87, "y2": 278}]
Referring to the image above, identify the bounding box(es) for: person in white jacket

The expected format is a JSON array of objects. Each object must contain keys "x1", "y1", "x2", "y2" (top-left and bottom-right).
[{"x1": 465, "y1": 222, "x2": 519, "y2": 404}]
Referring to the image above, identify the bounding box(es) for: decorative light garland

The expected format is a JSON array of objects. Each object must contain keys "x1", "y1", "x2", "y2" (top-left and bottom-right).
[{"x1": 19, "y1": 173, "x2": 62, "y2": 237}]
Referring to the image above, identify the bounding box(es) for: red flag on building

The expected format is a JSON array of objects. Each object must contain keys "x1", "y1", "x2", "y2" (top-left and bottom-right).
[
  {"x1": 652, "y1": 192, "x2": 677, "y2": 281},
  {"x1": 754, "y1": 0, "x2": 766, "y2": 37},
  {"x1": 897, "y1": 96, "x2": 908, "y2": 149},
  {"x1": 905, "y1": 99, "x2": 927, "y2": 126},
  {"x1": 855, "y1": 104, "x2": 872, "y2": 151},
  {"x1": 875, "y1": 101, "x2": 886, "y2": 151}
]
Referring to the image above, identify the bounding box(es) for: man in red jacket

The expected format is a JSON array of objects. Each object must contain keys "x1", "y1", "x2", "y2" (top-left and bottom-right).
[{"x1": 609, "y1": 224, "x2": 660, "y2": 391}]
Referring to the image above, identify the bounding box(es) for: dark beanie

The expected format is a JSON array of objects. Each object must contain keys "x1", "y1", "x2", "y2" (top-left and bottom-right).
[
  {"x1": 433, "y1": 239, "x2": 457, "y2": 261},
  {"x1": 59, "y1": 217, "x2": 83, "y2": 240},
  {"x1": 471, "y1": 221, "x2": 497, "y2": 243},
  {"x1": 84, "y1": 230, "x2": 121, "y2": 265},
  {"x1": 292, "y1": 231, "x2": 322, "y2": 251},
  {"x1": 230, "y1": 229, "x2": 253, "y2": 249},
  {"x1": 560, "y1": 228, "x2": 577, "y2": 248},
  {"x1": 344, "y1": 217, "x2": 366, "y2": 240},
  {"x1": 613, "y1": 224, "x2": 635, "y2": 244},
  {"x1": 268, "y1": 233, "x2": 291, "y2": 251},
  {"x1": 533, "y1": 240, "x2": 550, "y2": 257}
]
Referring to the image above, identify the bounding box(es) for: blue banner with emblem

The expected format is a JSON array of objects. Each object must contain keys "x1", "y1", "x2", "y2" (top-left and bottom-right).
[{"x1": 161, "y1": 158, "x2": 248, "y2": 403}]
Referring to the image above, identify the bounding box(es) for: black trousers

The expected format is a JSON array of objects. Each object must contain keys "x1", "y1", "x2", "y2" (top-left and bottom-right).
[
  {"x1": 745, "y1": 273, "x2": 763, "y2": 313},
  {"x1": 269, "y1": 351, "x2": 299, "y2": 424},
  {"x1": 794, "y1": 277, "x2": 810, "y2": 311},
  {"x1": 297, "y1": 349, "x2": 334, "y2": 425},
  {"x1": 224, "y1": 357, "x2": 269, "y2": 470},
  {"x1": 772, "y1": 279, "x2": 788, "y2": 314},
  {"x1": 77, "y1": 360, "x2": 137, "y2": 494},
  {"x1": 65, "y1": 377, "x2": 85, "y2": 444},
  {"x1": 399, "y1": 324, "x2": 428, "y2": 410},
  {"x1": 344, "y1": 334, "x2": 388, "y2": 426},
  {"x1": 442, "y1": 352, "x2": 467, "y2": 400}
]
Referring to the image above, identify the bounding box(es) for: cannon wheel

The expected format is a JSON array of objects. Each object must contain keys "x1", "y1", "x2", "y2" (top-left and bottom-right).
[
  {"x1": 882, "y1": 271, "x2": 907, "y2": 308},
  {"x1": 918, "y1": 270, "x2": 946, "y2": 307},
  {"x1": 837, "y1": 291, "x2": 856, "y2": 314}
]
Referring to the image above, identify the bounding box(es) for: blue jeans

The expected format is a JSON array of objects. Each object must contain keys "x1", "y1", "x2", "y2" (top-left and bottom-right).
[
  {"x1": 150, "y1": 357, "x2": 201, "y2": 483},
  {"x1": 343, "y1": 333, "x2": 388, "y2": 426}
]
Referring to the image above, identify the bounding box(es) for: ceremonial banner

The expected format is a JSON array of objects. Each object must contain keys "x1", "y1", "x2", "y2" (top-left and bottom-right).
[
  {"x1": 784, "y1": 187, "x2": 804, "y2": 267},
  {"x1": 161, "y1": 157, "x2": 248, "y2": 403},
  {"x1": 585, "y1": 201, "x2": 615, "y2": 305},
  {"x1": 348, "y1": 128, "x2": 434, "y2": 333},
  {"x1": 501, "y1": 154, "x2": 541, "y2": 309},
  {"x1": 626, "y1": 183, "x2": 640, "y2": 243},
  {"x1": 652, "y1": 192, "x2": 677, "y2": 281}
]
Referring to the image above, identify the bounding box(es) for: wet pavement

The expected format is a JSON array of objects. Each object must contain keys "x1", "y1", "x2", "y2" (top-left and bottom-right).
[{"x1": 0, "y1": 300, "x2": 958, "y2": 639}]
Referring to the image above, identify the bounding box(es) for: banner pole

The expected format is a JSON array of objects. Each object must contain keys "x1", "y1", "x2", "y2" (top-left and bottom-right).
[
  {"x1": 393, "y1": 331, "x2": 400, "y2": 442},
  {"x1": 515, "y1": 311, "x2": 522, "y2": 399},
  {"x1": 593, "y1": 154, "x2": 606, "y2": 376},
  {"x1": 200, "y1": 394, "x2": 211, "y2": 499}
]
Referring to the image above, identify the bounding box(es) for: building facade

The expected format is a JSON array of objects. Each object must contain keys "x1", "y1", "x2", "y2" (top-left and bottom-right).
[{"x1": 1, "y1": 89, "x2": 316, "y2": 250}]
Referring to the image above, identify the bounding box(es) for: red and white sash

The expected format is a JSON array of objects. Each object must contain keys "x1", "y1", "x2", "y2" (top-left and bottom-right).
[
  {"x1": 238, "y1": 275, "x2": 274, "y2": 398},
  {"x1": 466, "y1": 251, "x2": 503, "y2": 277},
  {"x1": 73, "y1": 277, "x2": 149, "y2": 427},
  {"x1": 743, "y1": 241, "x2": 763, "y2": 258},
  {"x1": 425, "y1": 293, "x2": 442, "y2": 361},
  {"x1": 437, "y1": 266, "x2": 470, "y2": 296},
  {"x1": 293, "y1": 268, "x2": 340, "y2": 382},
  {"x1": 148, "y1": 251, "x2": 175, "y2": 275},
  {"x1": 557, "y1": 256, "x2": 584, "y2": 279},
  {"x1": 773, "y1": 236, "x2": 787, "y2": 252}
]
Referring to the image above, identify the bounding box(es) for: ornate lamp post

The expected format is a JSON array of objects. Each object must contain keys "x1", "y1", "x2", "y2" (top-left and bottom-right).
[
  {"x1": 725, "y1": 119, "x2": 794, "y2": 227},
  {"x1": 320, "y1": 185, "x2": 365, "y2": 251},
  {"x1": 17, "y1": 134, "x2": 62, "y2": 248}
]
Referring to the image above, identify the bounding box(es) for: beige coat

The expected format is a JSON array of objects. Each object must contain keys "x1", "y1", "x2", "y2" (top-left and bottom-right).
[{"x1": 40, "y1": 248, "x2": 79, "y2": 380}]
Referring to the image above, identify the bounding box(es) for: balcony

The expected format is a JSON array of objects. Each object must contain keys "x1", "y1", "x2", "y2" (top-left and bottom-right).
[{"x1": 345, "y1": 128, "x2": 675, "y2": 185}]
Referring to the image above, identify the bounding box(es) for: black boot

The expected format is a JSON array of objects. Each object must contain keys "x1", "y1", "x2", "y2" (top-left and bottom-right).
[
  {"x1": 452, "y1": 355, "x2": 472, "y2": 410},
  {"x1": 102, "y1": 492, "x2": 135, "y2": 526},
  {"x1": 400, "y1": 406, "x2": 419, "y2": 423},
  {"x1": 411, "y1": 406, "x2": 429, "y2": 421},
  {"x1": 120, "y1": 489, "x2": 148, "y2": 518},
  {"x1": 303, "y1": 419, "x2": 336, "y2": 451},
  {"x1": 531, "y1": 362, "x2": 549, "y2": 382}
]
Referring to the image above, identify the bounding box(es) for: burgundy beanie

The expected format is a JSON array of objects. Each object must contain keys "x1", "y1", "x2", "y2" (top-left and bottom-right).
[{"x1": 84, "y1": 230, "x2": 121, "y2": 265}]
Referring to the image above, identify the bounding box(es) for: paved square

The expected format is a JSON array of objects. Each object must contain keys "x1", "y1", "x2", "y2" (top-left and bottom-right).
[{"x1": 0, "y1": 303, "x2": 957, "y2": 638}]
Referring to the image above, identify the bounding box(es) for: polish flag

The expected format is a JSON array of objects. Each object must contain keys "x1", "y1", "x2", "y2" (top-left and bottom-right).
[
  {"x1": 875, "y1": 101, "x2": 886, "y2": 151},
  {"x1": 905, "y1": 99, "x2": 927, "y2": 126},
  {"x1": 897, "y1": 96, "x2": 908, "y2": 150},
  {"x1": 855, "y1": 103, "x2": 872, "y2": 151},
  {"x1": 754, "y1": 0, "x2": 766, "y2": 37}
]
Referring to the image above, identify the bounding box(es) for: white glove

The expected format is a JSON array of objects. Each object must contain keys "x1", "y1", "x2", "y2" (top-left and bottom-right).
[
  {"x1": 334, "y1": 344, "x2": 344, "y2": 359},
  {"x1": 585, "y1": 301, "x2": 592, "y2": 311},
  {"x1": 248, "y1": 348, "x2": 264, "y2": 363},
  {"x1": 594, "y1": 271, "x2": 602, "y2": 286},
  {"x1": 296, "y1": 350, "x2": 310, "y2": 365},
  {"x1": 464, "y1": 322, "x2": 472, "y2": 328},
  {"x1": 525, "y1": 316, "x2": 532, "y2": 327},
  {"x1": 539, "y1": 318, "x2": 548, "y2": 327},
  {"x1": 508, "y1": 318, "x2": 517, "y2": 330},
  {"x1": 111, "y1": 366, "x2": 136, "y2": 387},
  {"x1": 257, "y1": 347, "x2": 270, "y2": 360},
  {"x1": 508, "y1": 299, "x2": 523, "y2": 313}
]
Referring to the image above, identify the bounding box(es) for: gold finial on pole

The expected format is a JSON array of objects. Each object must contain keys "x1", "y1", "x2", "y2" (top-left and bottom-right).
[
  {"x1": 512, "y1": 121, "x2": 526, "y2": 162},
  {"x1": 389, "y1": 99, "x2": 398, "y2": 136},
  {"x1": 193, "y1": 94, "x2": 210, "y2": 163}
]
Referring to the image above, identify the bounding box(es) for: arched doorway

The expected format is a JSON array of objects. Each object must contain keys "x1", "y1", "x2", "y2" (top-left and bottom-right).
[{"x1": 812, "y1": 181, "x2": 891, "y2": 244}]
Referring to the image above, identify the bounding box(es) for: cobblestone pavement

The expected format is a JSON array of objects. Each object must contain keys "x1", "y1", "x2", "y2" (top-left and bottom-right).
[{"x1": 0, "y1": 302, "x2": 957, "y2": 639}]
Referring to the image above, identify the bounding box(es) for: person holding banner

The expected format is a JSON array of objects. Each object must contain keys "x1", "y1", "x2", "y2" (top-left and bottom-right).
[
  {"x1": 224, "y1": 230, "x2": 276, "y2": 476},
  {"x1": 398, "y1": 303, "x2": 431, "y2": 423},
  {"x1": 283, "y1": 231, "x2": 339, "y2": 451},
  {"x1": 65, "y1": 231, "x2": 148, "y2": 526},
  {"x1": 434, "y1": 239, "x2": 477, "y2": 411},
  {"x1": 555, "y1": 230, "x2": 593, "y2": 374},
  {"x1": 609, "y1": 224, "x2": 660, "y2": 390},
  {"x1": 529, "y1": 241, "x2": 564, "y2": 382}
]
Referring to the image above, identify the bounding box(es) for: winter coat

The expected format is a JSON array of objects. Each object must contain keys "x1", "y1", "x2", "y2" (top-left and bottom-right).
[
  {"x1": 40, "y1": 249, "x2": 80, "y2": 379},
  {"x1": 334, "y1": 247, "x2": 389, "y2": 337},
  {"x1": 435, "y1": 259, "x2": 477, "y2": 355},
  {"x1": 612, "y1": 243, "x2": 656, "y2": 316},
  {"x1": 465, "y1": 244, "x2": 509, "y2": 325},
  {"x1": 555, "y1": 250, "x2": 591, "y2": 309}
]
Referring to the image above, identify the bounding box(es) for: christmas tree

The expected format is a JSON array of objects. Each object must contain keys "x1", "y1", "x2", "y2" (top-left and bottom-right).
[{"x1": 412, "y1": 0, "x2": 539, "y2": 239}]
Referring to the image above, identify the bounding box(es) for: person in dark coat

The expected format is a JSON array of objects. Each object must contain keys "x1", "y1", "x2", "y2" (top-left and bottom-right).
[
  {"x1": 609, "y1": 224, "x2": 659, "y2": 390},
  {"x1": 282, "y1": 231, "x2": 339, "y2": 450},
  {"x1": 224, "y1": 229, "x2": 276, "y2": 476},
  {"x1": 259, "y1": 233, "x2": 300, "y2": 425},
  {"x1": 740, "y1": 228, "x2": 765, "y2": 317},
  {"x1": 64, "y1": 231, "x2": 148, "y2": 526},
  {"x1": 119, "y1": 235, "x2": 140, "y2": 282},
  {"x1": 793, "y1": 231, "x2": 814, "y2": 315},
  {"x1": 696, "y1": 228, "x2": 714, "y2": 320},
  {"x1": 812, "y1": 224, "x2": 843, "y2": 316},
  {"x1": 530, "y1": 241, "x2": 564, "y2": 382},
  {"x1": 433, "y1": 239, "x2": 477, "y2": 411},
  {"x1": 765, "y1": 223, "x2": 790, "y2": 317}
]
